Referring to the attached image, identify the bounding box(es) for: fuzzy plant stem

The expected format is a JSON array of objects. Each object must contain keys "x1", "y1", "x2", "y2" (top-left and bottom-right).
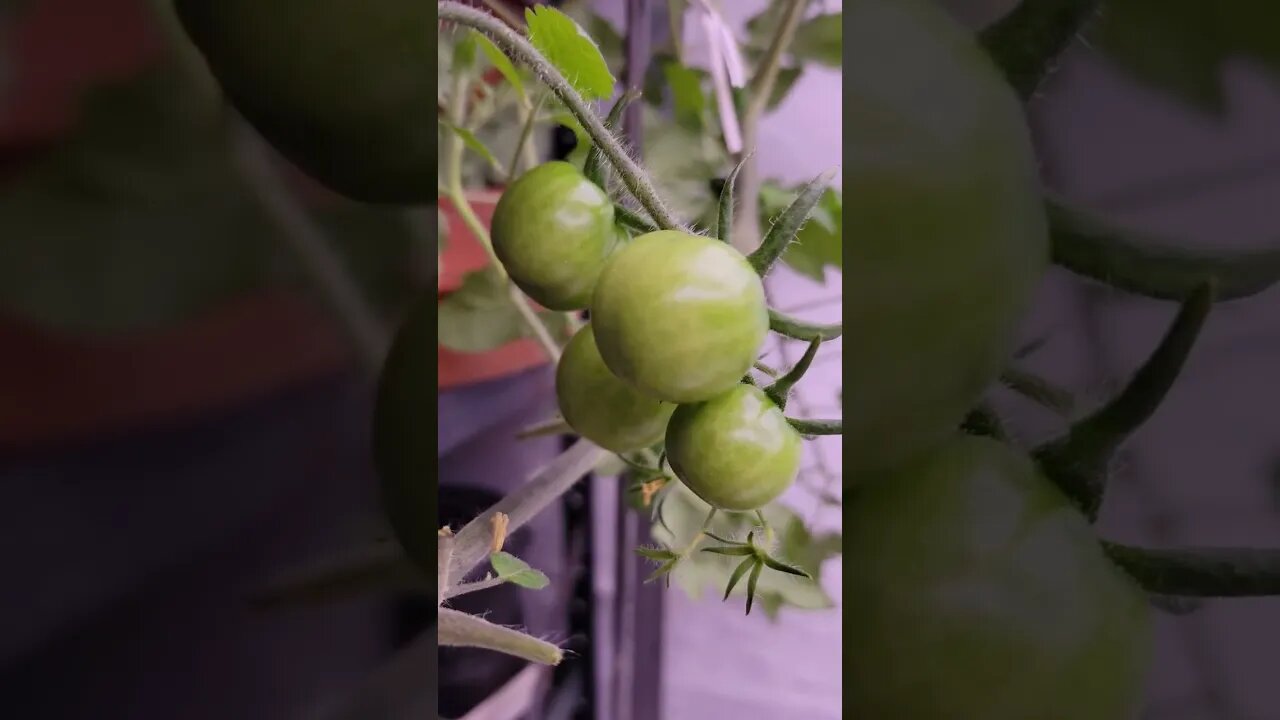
[
  {"x1": 439, "y1": 1, "x2": 683, "y2": 231},
  {"x1": 438, "y1": 607, "x2": 564, "y2": 665},
  {"x1": 448, "y1": 438, "x2": 608, "y2": 583}
]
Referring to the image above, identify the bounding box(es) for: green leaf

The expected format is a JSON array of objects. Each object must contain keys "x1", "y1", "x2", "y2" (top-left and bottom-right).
[
  {"x1": 472, "y1": 30, "x2": 525, "y2": 102},
  {"x1": 525, "y1": 4, "x2": 616, "y2": 100},
  {"x1": 663, "y1": 61, "x2": 708, "y2": 130},
  {"x1": 744, "y1": 560, "x2": 764, "y2": 615},
  {"x1": 439, "y1": 120, "x2": 501, "y2": 173},
  {"x1": 438, "y1": 269, "x2": 566, "y2": 352},
  {"x1": 489, "y1": 551, "x2": 550, "y2": 590},
  {"x1": 790, "y1": 13, "x2": 842, "y2": 67}
]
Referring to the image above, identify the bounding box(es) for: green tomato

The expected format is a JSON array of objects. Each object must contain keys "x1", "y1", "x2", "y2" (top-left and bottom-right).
[
  {"x1": 175, "y1": 0, "x2": 433, "y2": 203},
  {"x1": 664, "y1": 384, "x2": 801, "y2": 511},
  {"x1": 370, "y1": 292, "x2": 437, "y2": 579},
  {"x1": 491, "y1": 162, "x2": 618, "y2": 311},
  {"x1": 843, "y1": 0, "x2": 1049, "y2": 477},
  {"x1": 556, "y1": 324, "x2": 676, "y2": 453},
  {"x1": 591, "y1": 231, "x2": 768, "y2": 403},
  {"x1": 845, "y1": 436, "x2": 1152, "y2": 719}
]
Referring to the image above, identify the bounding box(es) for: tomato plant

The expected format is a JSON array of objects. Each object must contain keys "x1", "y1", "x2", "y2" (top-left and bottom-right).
[
  {"x1": 665, "y1": 384, "x2": 801, "y2": 511},
  {"x1": 844, "y1": 436, "x2": 1152, "y2": 719},
  {"x1": 491, "y1": 161, "x2": 619, "y2": 311},
  {"x1": 590, "y1": 230, "x2": 769, "y2": 404},
  {"x1": 556, "y1": 324, "x2": 675, "y2": 453},
  {"x1": 162, "y1": 0, "x2": 1280, "y2": 714},
  {"x1": 175, "y1": 0, "x2": 434, "y2": 203}
]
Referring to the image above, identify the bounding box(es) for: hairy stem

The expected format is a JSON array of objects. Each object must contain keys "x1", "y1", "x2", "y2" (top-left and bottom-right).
[
  {"x1": 507, "y1": 92, "x2": 546, "y2": 181},
  {"x1": 439, "y1": 607, "x2": 564, "y2": 665},
  {"x1": 449, "y1": 439, "x2": 609, "y2": 583},
  {"x1": 444, "y1": 68, "x2": 562, "y2": 361},
  {"x1": 979, "y1": 0, "x2": 1102, "y2": 99},
  {"x1": 439, "y1": 1, "x2": 683, "y2": 230}
]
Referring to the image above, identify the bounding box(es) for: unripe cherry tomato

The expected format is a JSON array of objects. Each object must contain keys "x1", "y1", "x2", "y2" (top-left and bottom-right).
[
  {"x1": 664, "y1": 384, "x2": 801, "y2": 511},
  {"x1": 591, "y1": 231, "x2": 768, "y2": 404}
]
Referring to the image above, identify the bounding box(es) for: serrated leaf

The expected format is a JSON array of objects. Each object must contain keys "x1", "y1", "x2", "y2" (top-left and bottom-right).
[
  {"x1": 526, "y1": 5, "x2": 616, "y2": 100},
  {"x1": 489, "y1": 551, "x2": 550, "y2": 590},
  {"x1": 472, "y1": 30, "x2": 525, "y2": 101},
  {"x1": 438, "y1": 269, "x2": 566, "y2": 352}
]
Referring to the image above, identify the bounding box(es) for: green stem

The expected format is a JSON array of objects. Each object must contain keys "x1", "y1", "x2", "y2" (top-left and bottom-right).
[
  {"x1": 1034, "y1": 282, "x2": 1214, "y2": 520},
  {"x1": 439, "y1": 607, "x2": 564, "y2": 665},
  {"x1": 439, "y1": 1, "x2": 683, "y2": 231},
  {"x1": 615, "y1": 205, "x2": 659, "y2": 235},
  {"x1": 444, "y1": 68, "x2": 562, "y2": 362},
  {"x1": 507, "y1": 92, "x2": 546, "y2": 181},
  {"x1": 584, "y1": 89, "x2": 641, "y2": 192},
  {"x1": 786, "y1": 417, "x2": 841, "y2": 436},
  {"x1": 734, "y1": 0, "x2": 810, "y2": 253},
  {"x1": 1048, "y1": 198, "x2": 1280, "y2": 301},
  {"x1": 1104, "y1": 542, "x2": 1280, "y2": 597},
  {"x1": 449, "y1": 439, "x2": 609, "y2": 583},
  {"x1": 769, "y1": 308, "x2": 842, "y2": 341},
  {"x1": 978, "y1": 0, "x2": 1102, "y2": 99},
  {"x1": 765, "y1": 335, "x2": 822, "y2": 411}
]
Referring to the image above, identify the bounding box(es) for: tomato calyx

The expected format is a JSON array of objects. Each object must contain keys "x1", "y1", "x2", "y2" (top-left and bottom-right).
[
  {"x1": 701, "y1": 528, "x2": 811, "y2": 616},
  {"x1": 637, "y1": 504, "x2": 810, "y2": 616}
]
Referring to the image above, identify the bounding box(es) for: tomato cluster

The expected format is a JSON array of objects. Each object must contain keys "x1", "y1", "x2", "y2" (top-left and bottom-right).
[{"x1": 493, "y1": 162, "x2": 801, "y2": 511}]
